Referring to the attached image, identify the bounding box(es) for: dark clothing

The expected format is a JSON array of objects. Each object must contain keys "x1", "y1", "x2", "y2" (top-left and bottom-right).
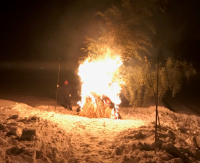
[
  {"x1": 64, "y1": 96, "x2": 72, "y2": 110},
  {"x1": 60, "y1": 84, "x2": 72, "y2": 110},
  {"x1": 62, "y1": 84, "x2": 72, "y2": 97}
]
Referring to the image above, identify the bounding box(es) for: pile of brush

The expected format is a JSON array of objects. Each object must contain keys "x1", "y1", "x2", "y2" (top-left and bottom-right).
[{"x1": 78, "y1": 95, "x2": 121, "y2": 119}]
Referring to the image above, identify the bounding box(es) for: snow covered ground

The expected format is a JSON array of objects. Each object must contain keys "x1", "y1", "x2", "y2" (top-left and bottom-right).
[
  {"x1": 0, "y1": 69, "x2": 200, "y2": 162},
  {"x1": 0, "y1": 102, "x2": 200, "y2": 163}
]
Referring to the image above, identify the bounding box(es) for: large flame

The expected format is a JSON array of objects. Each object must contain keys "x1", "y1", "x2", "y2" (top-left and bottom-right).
[{"x1": 77, "y1": 52, "x2": 123, "y2": 117}]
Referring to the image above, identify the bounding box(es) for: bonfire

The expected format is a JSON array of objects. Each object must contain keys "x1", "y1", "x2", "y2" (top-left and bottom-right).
[{"x1": 77, "y1": 52, "x2": 123, "y2": 119}]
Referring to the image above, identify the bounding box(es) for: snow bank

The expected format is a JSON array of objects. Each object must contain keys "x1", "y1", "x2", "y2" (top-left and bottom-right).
[{"x1": 0, "y1": 103, "x2": 200, "y2": 163}]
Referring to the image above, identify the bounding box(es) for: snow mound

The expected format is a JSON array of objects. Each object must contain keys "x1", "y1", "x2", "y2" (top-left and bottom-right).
[{"x1": 0, "y1": 103, "x2": 200, "y2": 163}]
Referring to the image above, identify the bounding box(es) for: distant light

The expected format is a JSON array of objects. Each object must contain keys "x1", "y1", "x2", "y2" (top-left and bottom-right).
[
  {"x1": 59, "y1": 58, "x2": 60, "y2": 60},
  {"x1": 41, "y1": 67, "x2": 43, "y2": 68}
]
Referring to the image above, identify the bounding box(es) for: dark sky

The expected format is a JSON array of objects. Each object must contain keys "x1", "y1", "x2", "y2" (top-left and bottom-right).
[
  {"x1": 154, "y1": 0, "x2": 200, "y2": 65},
  {"x1": 1, "y1": 0, "x2": 200, "y2": 68},
  {"x1": 0, "y1": 0, "x2": 120, "y2": 62}
]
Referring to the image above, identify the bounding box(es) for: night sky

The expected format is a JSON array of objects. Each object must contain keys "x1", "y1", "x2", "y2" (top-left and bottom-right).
[
  {"x1": 0, "y1": 0, "x2": 200, "y2": 69},
  {"x1": 0, "y1": 0, "x2": 120, "y2": 64}
]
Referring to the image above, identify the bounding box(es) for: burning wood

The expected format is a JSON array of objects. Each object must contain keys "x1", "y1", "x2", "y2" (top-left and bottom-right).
[
  {"x1": 77, "y1": 51, "x2": 123, "y2": 119},
  {"x1": 78, "y1": 95, "x2": 121, "y2": 119}
]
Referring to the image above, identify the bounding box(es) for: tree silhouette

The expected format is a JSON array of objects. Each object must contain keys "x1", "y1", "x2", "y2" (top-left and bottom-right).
[{"x1": 83, "y1": 0, "x2": 196, "y2": 107}]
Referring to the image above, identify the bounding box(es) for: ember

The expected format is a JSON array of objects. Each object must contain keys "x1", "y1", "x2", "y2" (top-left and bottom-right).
[{"x1": 77, "y1": 51, "x2": 123, "y2": 119}]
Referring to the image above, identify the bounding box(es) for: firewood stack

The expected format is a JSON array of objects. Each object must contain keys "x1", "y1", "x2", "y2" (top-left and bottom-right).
[{"x1": 79, "y1": 96, "x2": 115, "y2": 118}]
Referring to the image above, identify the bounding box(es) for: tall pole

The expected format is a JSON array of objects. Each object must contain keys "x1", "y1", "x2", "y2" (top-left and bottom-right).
[
  {"x1": 56, "y1": 65, "x2": 60, "y2": 102},
  {"x1": 145, "y1": 56, "x2": 160, "y2": 127},
  {"x1": 155, "y1": 57, "x2": 159, "y2": 153}
]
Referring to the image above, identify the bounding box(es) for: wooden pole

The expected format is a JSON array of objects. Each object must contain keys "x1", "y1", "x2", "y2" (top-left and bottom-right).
[
  {"x1": 155, "y1": 57, "x2": 159, "y2": 153},
  {"x1": 145, "y1": 56, "x2": 160, "y2": 128}
]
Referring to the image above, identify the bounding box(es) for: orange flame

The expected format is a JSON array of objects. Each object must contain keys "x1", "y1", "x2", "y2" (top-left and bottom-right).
[{"x1": 77, "y1": 51, "x2": 123, "y2": 118}]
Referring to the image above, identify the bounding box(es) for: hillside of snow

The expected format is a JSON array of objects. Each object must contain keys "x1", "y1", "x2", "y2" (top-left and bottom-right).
[{"x1": 0, "y1": 103, "x2": 200, "y2": 163}]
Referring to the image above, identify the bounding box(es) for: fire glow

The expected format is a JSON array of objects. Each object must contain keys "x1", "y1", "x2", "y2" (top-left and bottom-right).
[{"x1": 77, "y1": 53, "x2": 123, "y2": 119}]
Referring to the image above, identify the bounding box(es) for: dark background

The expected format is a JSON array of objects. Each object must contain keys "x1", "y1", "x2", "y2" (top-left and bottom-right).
[{"x1": 0, "y1": 0, "x2": 200, "y2": 113}]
